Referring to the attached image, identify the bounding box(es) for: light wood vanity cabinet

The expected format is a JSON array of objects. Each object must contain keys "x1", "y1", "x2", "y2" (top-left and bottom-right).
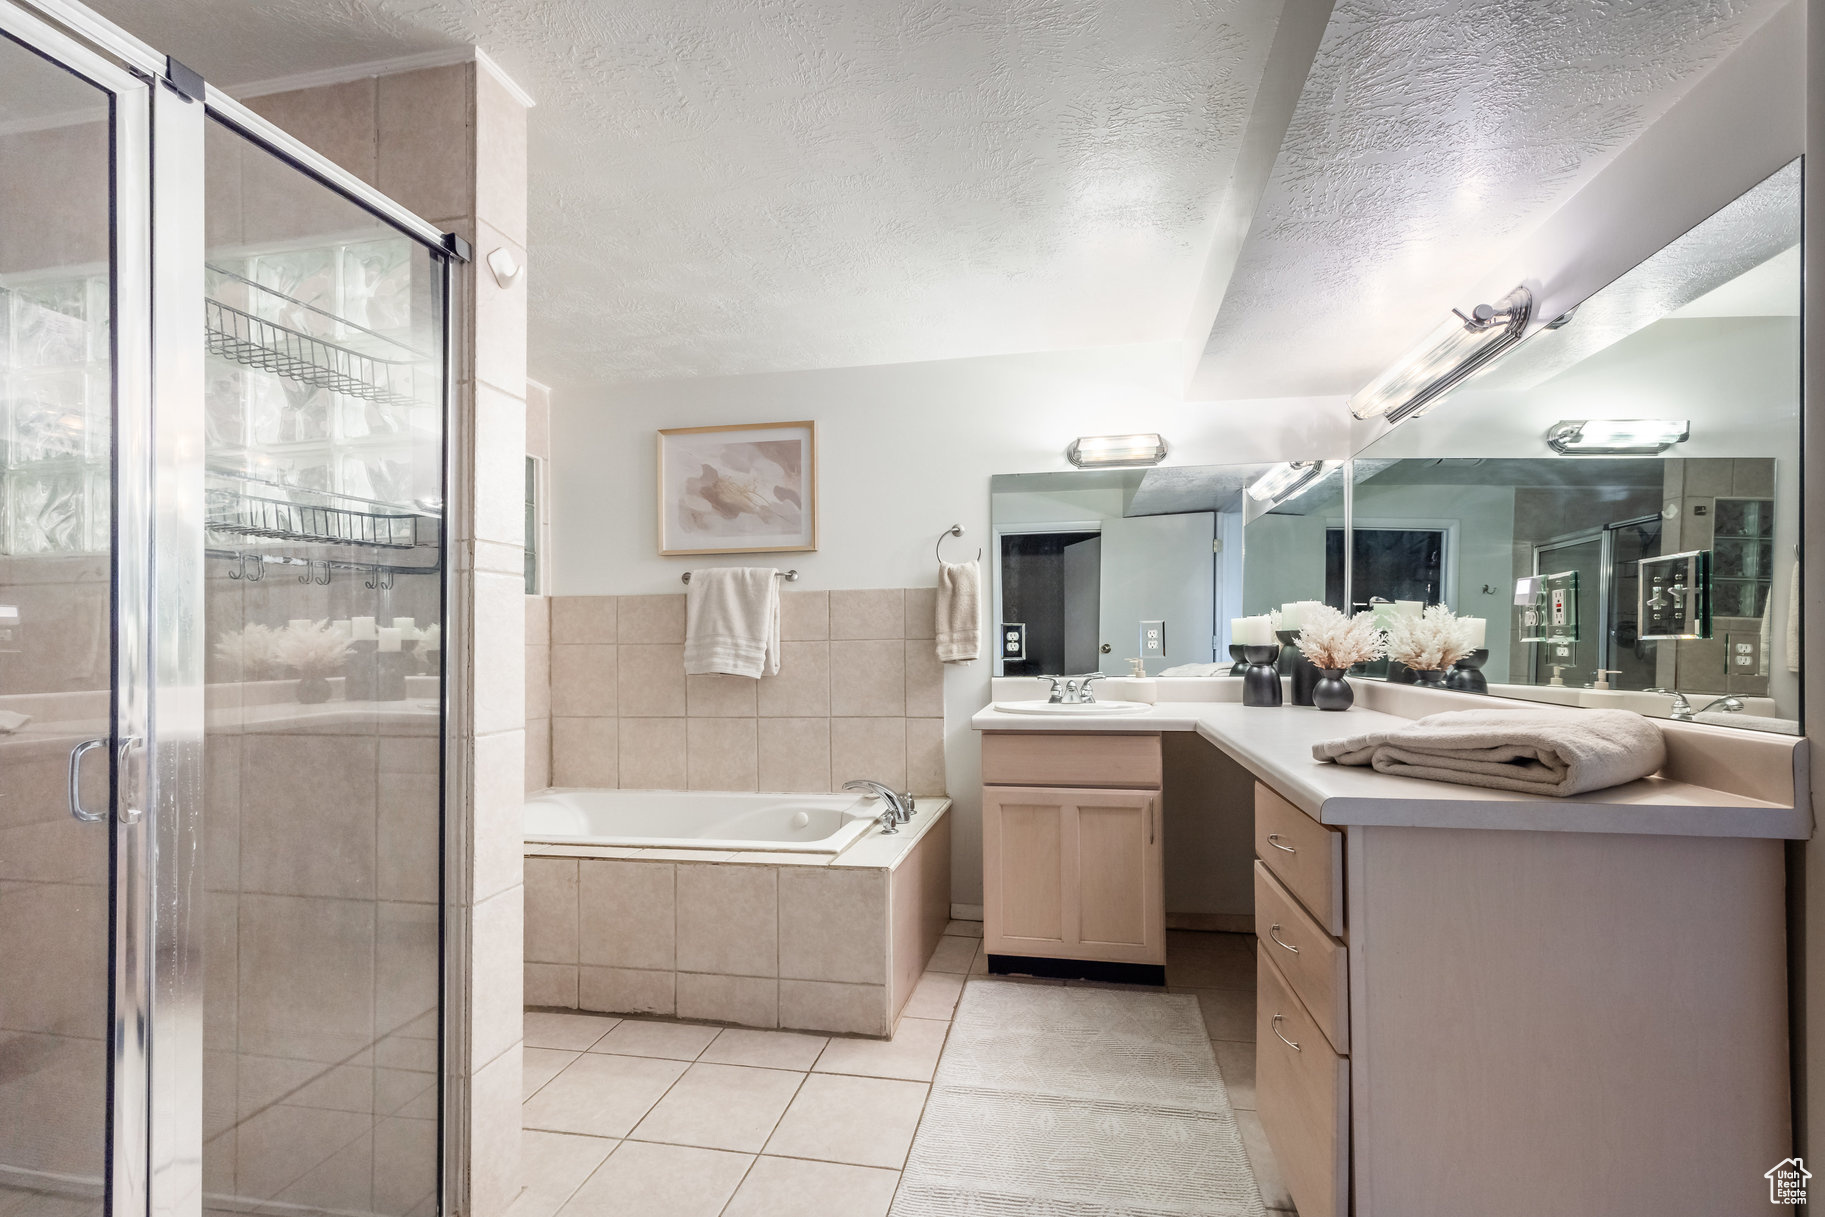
[{"x1": 981, "y1": 733, "x2": 1166, "y2": 975}]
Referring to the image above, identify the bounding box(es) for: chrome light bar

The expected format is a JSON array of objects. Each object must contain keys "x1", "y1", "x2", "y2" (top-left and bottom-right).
[{"x1": 1348, "y1": 285, "x2": 1533, "y2": 423}]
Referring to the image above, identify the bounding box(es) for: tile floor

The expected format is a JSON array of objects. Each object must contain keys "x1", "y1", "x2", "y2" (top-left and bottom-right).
[{"x1": 512, "y1": 924, "x2": 1294, "y2": 1217}]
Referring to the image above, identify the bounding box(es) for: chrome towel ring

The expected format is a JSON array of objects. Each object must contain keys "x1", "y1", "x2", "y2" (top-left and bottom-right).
[{"x1": 935, "y1": 523, "x2": 980, "y2": 563}]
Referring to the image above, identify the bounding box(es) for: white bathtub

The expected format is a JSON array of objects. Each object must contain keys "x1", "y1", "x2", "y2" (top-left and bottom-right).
[{"x1": 523, "y1": 788, "x2": 884, "y2": 854}]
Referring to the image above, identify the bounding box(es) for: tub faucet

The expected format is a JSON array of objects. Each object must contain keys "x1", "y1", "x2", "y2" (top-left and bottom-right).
[{"x1": 843, "y1": 779, "x2": 912, "y2": 824}]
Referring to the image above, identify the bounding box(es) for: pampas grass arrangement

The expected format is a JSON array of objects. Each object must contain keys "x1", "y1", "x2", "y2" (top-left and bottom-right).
[
  {"x1": 212, "y1": 623, "x2": 283, "y2": 679},
  {"x1": 1383, "y1": 604, "x2": 1479, "y2": 673},
  {"x1": 274, "y1": 620, "x2": 352, "y2": 678},
  {"x1": 1295, "y1": 604, "x2": 1386, "y2": 671}
]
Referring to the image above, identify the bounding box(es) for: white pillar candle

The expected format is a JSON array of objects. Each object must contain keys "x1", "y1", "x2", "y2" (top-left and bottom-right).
[
  {"x1": 1236, "y1": 616, "x2": 1273, "y2": 647},
  {"x1": 330, "y1": 620, "x2": 353, "y2": 639},
  {"x1": 351, "y1": 616, "x2": 377, "y2": 641},
  {"x1": 393, "y1": 616, "x2": 416, "y2": 638},
  {"x1": 288, "y1": 618, "x2": 313, "y2": 632},
  {"x1": 1230, "y1": 618, "x2": 1250, "y2": 645},
  {"x1": 1396, "y1": 599, "x2": 1424, "y2": 618},
  {"x1": 1371, "y1": 603, "x2": 1396, "y2": 628},
  {"x1": 1465, "y1": 617, "x2": 1487, "y2": 649},
  {"x1": 1279, "y1": 601, "x2": 1303, "y2": 630},
  {"x1": 377, "y1": 627, "x2": 402, "y2": 653}
]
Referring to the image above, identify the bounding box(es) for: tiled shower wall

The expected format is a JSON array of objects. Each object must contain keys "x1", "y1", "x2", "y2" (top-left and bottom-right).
[{"x1": 526, "y1": 587, "x2": 946, "y2": 795}]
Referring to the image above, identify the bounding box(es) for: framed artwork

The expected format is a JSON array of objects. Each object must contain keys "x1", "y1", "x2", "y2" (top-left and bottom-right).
[{"x1": 657, "y1": 421, "x2": 818, "y2": 555}]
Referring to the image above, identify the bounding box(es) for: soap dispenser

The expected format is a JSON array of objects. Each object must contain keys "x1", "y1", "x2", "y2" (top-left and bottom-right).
[
  {"x1": 1548, "y1": 663, "x2": 1569, "y2": 687},
  {"x1": 1120, "y1": 657, "x2": 1158, "y2": 705},
  {"x1": 1591, "y1": 669, "x2": 1622, "y2": 691}
]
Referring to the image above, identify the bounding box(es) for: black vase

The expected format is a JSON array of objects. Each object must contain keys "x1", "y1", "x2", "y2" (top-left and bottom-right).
[
  {"x1": 1312, "y1": 669, "x2": 1353, "y2": 711},
  {"x1": 1242, "y1": 645, "x2": 1282, "y2": 707},
  {"x1": 1445, "y1": 649, "x2": 1489, "y2": 693},
  {"x1": 1387, "y1": 660, "x2": 1416, "y2": 685},
  {"x1": 1228, "y1": 644, "x2": 1248, "y2": 676},
  {"x1": 1278, "y1": 630, "x2": 1319, "y2": 707},
  {"x1": 1413, "y1": 667, "x2": 1448, "y2": 687}
]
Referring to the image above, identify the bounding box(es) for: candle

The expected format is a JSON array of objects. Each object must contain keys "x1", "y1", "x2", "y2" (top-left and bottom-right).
[
  {"x1": 288, "y1": 618, "x2": 313, "y2": 632},
  {"x1": 330, "y1": 619, "x2": 353, "y2": 638},
  {"x1": 351, "y1": 616, "x2": 377, "y2": 641},
  {"x1": 1371, "y1": 603, "x2": 1396, "y2": 628},
  {"x1": 1230, "y1": 618, "x2": 1250, "y2": 646},
  {"x1": 1235, "y1": 616, "x2": 1273, "y2": 646},
  {"x1": 377, "y1": 627, "x2": 402, "y2": 653},
  {"x1": 393, "y1": 616, "x2": 416, "y2": 638},
  {"x1": 1465, "y1": 617, "x2": 1486, "y2": 649},
  {"x1": 1396, "y1": 600, "x2": 1424, "y2": 618}
]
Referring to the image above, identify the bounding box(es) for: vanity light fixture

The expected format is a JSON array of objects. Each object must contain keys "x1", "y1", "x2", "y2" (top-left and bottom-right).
[
  {"x1": 1246, "y1": 459, "x2": 1333, "y2": 504},
  {"x1": 1545, "y1": 418, "x2": 1690, "y2": 456},
  {"x1": 1065, "y1": 433, "x2": 1168, "y2": 468},
  {"x1": 1348, "y1": 285, "x2": 1533, "y2": 423}
]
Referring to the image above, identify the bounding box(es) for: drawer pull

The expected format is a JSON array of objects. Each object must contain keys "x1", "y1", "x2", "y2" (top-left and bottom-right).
[
  {"x1": 1267, "y1": 923, "x2": 1299, "y2": 954},
  {"x1": 1266, "y1": 833, "x2": 1296, "y2": 853},
  {"x1": 1271, "y1": 1013, "x2": 1301, "y2": 1052}
]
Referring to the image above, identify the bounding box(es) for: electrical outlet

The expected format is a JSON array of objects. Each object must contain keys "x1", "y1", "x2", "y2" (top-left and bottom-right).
[
  {"x1": 1000, "y1": 622, "x2": 1026, "y2": 661},
  {"x1": 1140, "y1": 620, "x2": 1165, "y2": 658}
]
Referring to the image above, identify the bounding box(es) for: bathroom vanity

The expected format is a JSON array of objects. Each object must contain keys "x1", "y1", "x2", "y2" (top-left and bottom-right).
[{"x1": 973, "y1": 682, "x2": 1806, "y2": 1217}]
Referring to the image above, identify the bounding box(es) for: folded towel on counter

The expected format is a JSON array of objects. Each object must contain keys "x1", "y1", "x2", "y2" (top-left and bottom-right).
[
  {"x1": 1312, "y1": 708, "x2": 1666, "y2": 797},
  {"x1": 936, "y1": 560, "x2": 980, "y2": 664},
  {"x1": 683, "y1": 567, "x2": 780, "y2": 678}
]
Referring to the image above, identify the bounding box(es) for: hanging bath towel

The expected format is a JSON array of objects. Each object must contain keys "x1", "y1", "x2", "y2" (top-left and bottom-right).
[
  {"x1": 935, "y1": 560, "x2": 980, "y2": 664},
  {"x1": 683, "y1": 567, "x2": 780, "y2": 678}
]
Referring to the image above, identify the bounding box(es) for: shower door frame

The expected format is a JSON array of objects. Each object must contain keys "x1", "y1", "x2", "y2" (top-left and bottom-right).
[{"x1": 3, "y1": 3, "x2": 468, "y2": 1215}]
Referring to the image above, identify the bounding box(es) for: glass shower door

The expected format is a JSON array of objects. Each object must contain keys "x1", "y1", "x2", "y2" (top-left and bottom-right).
[{"x1": 0, "y1": 17, "x2": 135, "y2": 1217}]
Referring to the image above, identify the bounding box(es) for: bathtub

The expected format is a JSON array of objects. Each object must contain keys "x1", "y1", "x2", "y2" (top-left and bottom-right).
[{"x1": 523, "y1": 788, "x2": 884, "y2": 854}]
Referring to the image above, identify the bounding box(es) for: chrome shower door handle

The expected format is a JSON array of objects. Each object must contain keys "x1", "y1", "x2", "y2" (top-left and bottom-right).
[{"x1": 69, "y1": 737, "x2": 108, "y2": 822}]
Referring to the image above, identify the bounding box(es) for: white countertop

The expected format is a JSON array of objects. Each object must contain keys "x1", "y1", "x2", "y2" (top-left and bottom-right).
[{"x1": 971, "y1": 694, "x2": 1809, "y2": 840}]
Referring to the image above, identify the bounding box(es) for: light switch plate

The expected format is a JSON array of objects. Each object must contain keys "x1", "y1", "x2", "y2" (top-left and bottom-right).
[{"x1": 1140, "y1": 620, "x2": 1165, "y2": 658}]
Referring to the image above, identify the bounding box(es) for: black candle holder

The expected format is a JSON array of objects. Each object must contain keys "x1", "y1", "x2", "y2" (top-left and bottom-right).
[
  {"x1": 1228, "y1": 644, "x2": 1248, "y2": 676},
  {"x1": 1242, "y1": 644, "x2": 1282, "y2": 707},
  {"x1": 1445, "y1": 648, "x2": 1489, "y2": 693},
  {"x1": 344, "y1": 640, "x2": 377, "y2": 701},
  {"x1": 1277, "y1": 628, "x2": 1320, "y2": 707}
]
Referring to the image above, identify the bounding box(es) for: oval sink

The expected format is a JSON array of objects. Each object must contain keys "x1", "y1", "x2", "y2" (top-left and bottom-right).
[{"x1": 991, "y1": 699, "x2": 1151, "y2": 716}]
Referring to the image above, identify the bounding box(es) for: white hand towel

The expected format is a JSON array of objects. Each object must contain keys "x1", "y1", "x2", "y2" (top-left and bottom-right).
[
  {"x1": 1313, "y1": 708, "x2": 1665, "y2": 797},
  {"x1": 935, "y1": 561, "x2": 980, "y2": 664},
  {"x1": 683, "y1": 567, "x2": 780, "y2": 679}
]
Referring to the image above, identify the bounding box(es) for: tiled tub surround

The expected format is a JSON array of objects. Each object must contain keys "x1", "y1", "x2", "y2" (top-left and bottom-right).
[
  {"x1": 524, "y1": 802, "x2": 951, "y2": 1037},
  {"x1": 537, "y1": 588, "x2": 945, "y2": 795}
]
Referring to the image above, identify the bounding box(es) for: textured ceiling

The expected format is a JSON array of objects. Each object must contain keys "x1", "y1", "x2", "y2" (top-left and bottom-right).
[
  {"x1": 1189, "y1": 0, "x2": 1788, "y2": 400},
  {"x1": 85, "y1": 0, "x2": 1285, "y2": 387}
]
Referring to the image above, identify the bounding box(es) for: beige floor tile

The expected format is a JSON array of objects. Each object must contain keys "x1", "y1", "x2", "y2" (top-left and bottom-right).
[
  {"x1": 522, "y1": 1053, "x2": 688, "y2": 1139},
  {"x1": 1234, "y1": 1107, "x2": 1294, "y2": 1211},
  {"x1": 944, "y1": 919, "x2": 982, "y2": 938},
  {"x1": 722, "y1": 1155, "x2": 900, "y2": 1217},
  {"x1": 524, "y1": 1047, "x2": 581, "y2": 1100},
  {"x1": 700, "y1": 1027, "x2": 830, "y2": 1072},
  {"x1": 968, "y1": 940, "x2": 988, "y2": 975},
  {"x1": 813, "y1": 1017, "x2": 948, "y2": 1083},
  {"x1": 589, "y1": 1018, "x2": 721, "y2": 1061},
  {"x1": 525, "y1": 1011, "x2": 620, "y2": 1051},
  {"x1": 629, "y1": 1062, "x2": 805, "y2": 1153},
  {"x1": 1164, "y1": 930, "x2": 1257, "y2": 991},
  {"x1": 1213, "y1": 1039, "x2": 1256, "y2": 1110},
  {"x1": 556, "y1": 1140, "x2": 752, "y2": 1217},
  {"x1": 1188, "y1": 987, "x2": 1255, "y2": 1041},
  {"x1": 923, "y1": 935, "x2": 978, "y2": 974},
  {"x1": 504, "y1": 1130, "x2": 617, "y2": 1217},
  {"x1": 900, "y1": 971, "x2": 964, "y2": 1020},
  {"x1": 764, "y1": 1073, "x2": 929, "y2": 1169}
]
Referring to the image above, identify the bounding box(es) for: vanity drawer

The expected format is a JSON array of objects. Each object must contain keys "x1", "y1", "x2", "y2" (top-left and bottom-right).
[
  {"x1": 1257, "y1": 952, "x2": 1349, "y2": 1217},
  {"x1": 1254, "y1": 783, "x2": 1344, "y2": 936},
  {"x1": 1254, "y1": 861, "x2": 1348, "y2": 1054},
  {"x1": 981, "y1": 732, "x2": 1162, "y2": 789}
]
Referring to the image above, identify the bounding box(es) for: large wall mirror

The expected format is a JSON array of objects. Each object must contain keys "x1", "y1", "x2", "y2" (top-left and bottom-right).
[{"x1": 1349, "y1": 158, "x2": 1802, "y2": 733}]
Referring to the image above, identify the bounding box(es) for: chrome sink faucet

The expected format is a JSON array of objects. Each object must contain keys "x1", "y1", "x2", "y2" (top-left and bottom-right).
[
  {"x1": 1043, "y1": 672, "x2": 1105, "y2": 705},
  {"x1": 1658, "y1": 690, "x2": 1746, "y2": 721},
  {"x1": 843, "y1": 779, "x2": 913, "y2": 825}
]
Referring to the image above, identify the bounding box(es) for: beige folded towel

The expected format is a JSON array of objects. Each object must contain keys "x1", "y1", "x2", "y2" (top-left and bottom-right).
[
  {"x1": 683, "y1": 567, "x2": 780, "y2": 678},
  {"x1": 935, "y1": 561, "x2": 980, "y2": 664},
  {"x1": 1313, "y1": 708, "x2": 1665, "y2": 797}
]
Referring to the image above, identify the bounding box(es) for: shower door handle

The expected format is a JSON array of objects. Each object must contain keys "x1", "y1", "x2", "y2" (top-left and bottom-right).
[{"x1": 69, "y1": 737, "x2": 108, "y2": 822}]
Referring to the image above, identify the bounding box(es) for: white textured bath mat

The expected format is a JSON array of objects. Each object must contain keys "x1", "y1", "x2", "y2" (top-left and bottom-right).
[{"x1": 889, "y1": 980, "x2": 1267, "y2": 1217}]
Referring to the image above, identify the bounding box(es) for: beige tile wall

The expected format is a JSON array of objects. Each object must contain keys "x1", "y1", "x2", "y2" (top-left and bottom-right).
[{"x1": 538, "y1": 588, "x2": 946, "y2": 796}]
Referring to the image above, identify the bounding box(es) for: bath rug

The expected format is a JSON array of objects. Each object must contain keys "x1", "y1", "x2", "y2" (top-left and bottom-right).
[{"x1": 890, "y1": 980, "x2": 1267, "y2": 1217}]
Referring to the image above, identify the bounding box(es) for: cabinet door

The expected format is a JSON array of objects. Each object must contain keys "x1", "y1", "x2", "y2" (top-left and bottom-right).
[
  {"x1": 983, "y1": 786, "x2": 1163, "y2": 965},
  {"x1": 1074, "y1": 791, "x2": 1164, "y2": 964},
  {"x1": 982, "y1": 787, "x2": 1071, "y2": 954}
]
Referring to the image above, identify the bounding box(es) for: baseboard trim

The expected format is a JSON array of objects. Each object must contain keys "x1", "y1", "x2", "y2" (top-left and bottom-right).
[
  {"x1": 950, "y1": 903, "x2": 984, "y2": 921},
  {"x1": 1166, "y1": 912, "x2": 1255, "y2": 934},
  {"x1": 987, "y1": 953, "x2": 1166, "y2": 986}
]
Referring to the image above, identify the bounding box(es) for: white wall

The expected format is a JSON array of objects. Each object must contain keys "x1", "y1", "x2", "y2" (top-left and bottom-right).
[{"x1": 550, "y1": 341, "x2": 1349, "y2": 904}]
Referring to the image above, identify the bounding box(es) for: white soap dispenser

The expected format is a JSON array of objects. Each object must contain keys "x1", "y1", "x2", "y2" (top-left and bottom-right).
[
  {"x1": 1548, "y1": 663, "x2": 1569, "y2": 687},
  {"x1": 1591, "y1": 669, "x2": 1622, "y2": 691},
  {"x1": 1119, "y1": 657, "x2": 1158, "y2": 704}
]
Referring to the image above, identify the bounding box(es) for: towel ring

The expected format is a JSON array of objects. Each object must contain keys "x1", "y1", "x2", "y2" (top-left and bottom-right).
[{"x1": 935, "y1": 524, "x2": 980, "y2": 563}]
